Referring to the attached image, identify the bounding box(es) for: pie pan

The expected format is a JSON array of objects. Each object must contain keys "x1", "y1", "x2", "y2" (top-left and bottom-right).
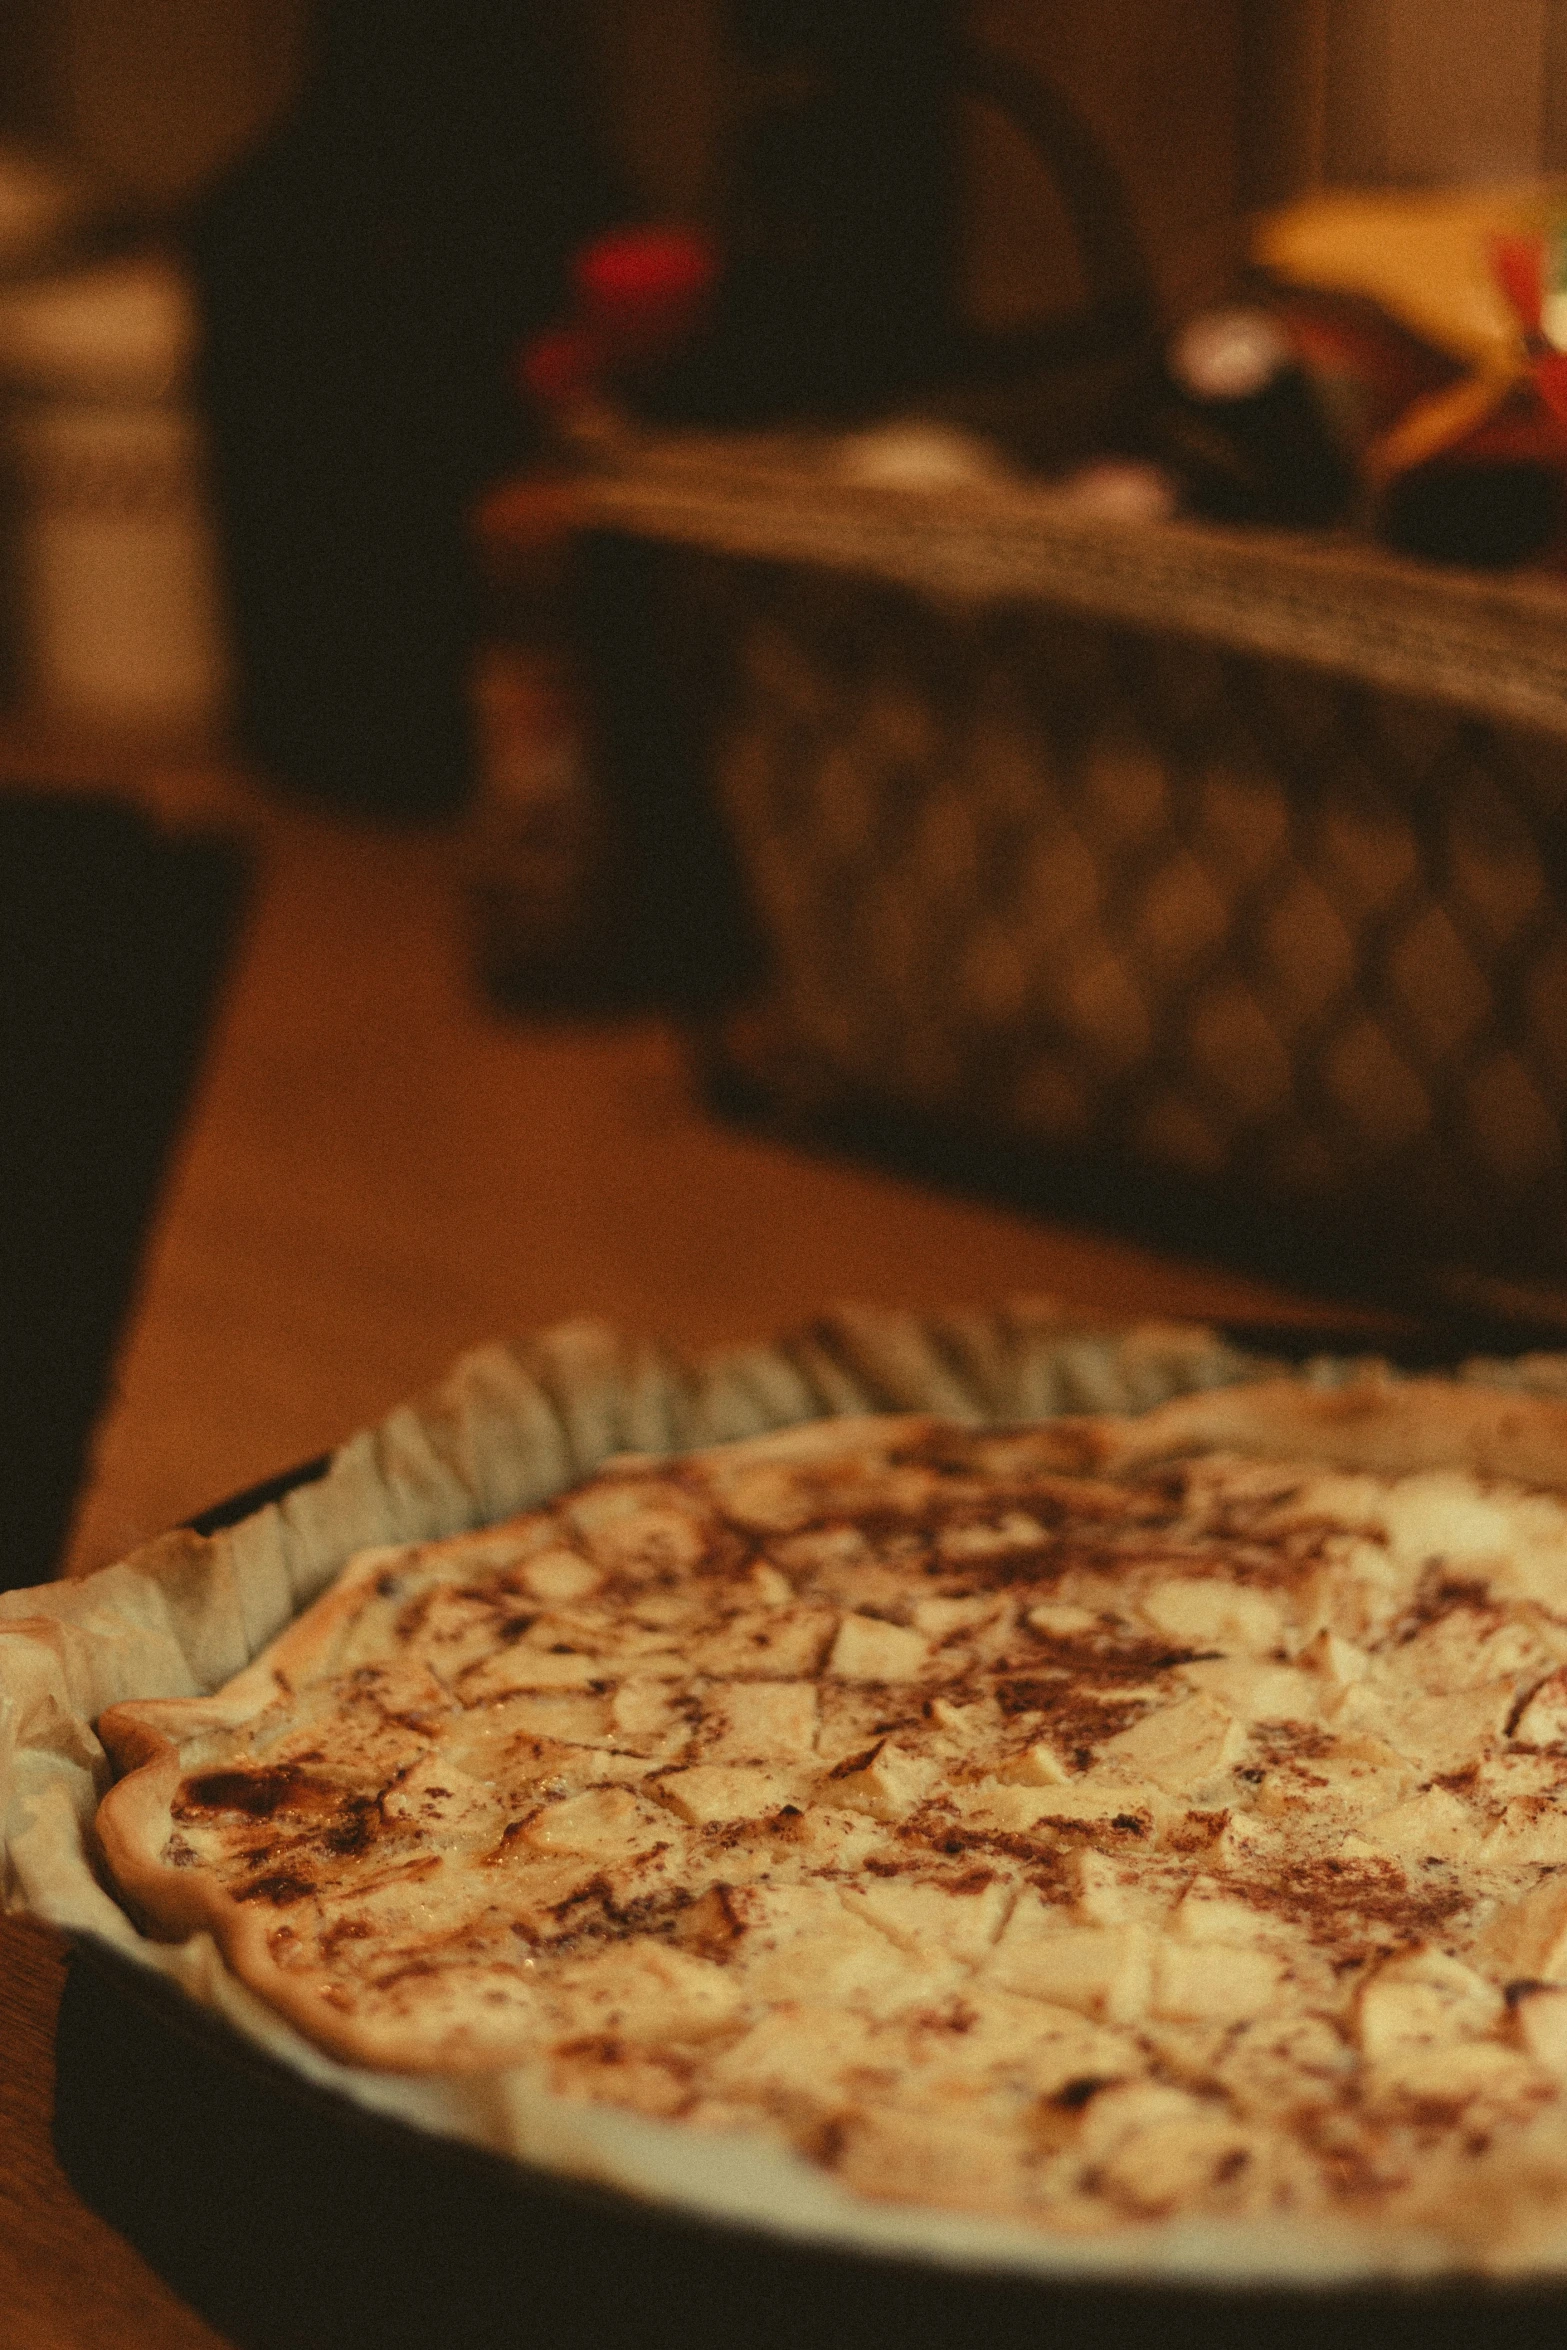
[{"x1": 14, "y1": 1306, "x2": 1567, "y2": 2349}]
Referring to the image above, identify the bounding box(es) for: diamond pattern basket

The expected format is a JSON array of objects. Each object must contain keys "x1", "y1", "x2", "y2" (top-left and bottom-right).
[{"x1": 679, "y1": 553, "x2": 1567, "y2": 1298}]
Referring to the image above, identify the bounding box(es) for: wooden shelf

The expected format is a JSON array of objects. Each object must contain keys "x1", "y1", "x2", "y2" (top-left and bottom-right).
[{"x1": 581, "y1": 433, "x2": 1567, "y2": 743}]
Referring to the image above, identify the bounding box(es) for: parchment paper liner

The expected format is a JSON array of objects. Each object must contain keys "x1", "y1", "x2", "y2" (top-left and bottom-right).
[{"x1": 9, "y1": 1300, "x2": 1567, "y2": 2287}]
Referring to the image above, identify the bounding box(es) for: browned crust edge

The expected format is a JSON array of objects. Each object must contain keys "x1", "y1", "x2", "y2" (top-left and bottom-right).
[
  {"x1": 91, "y1": 1381, "x2": 1567, "y2": 2077},
  {"x1": 93, "y1": 1415, "x2": 942, "y2": 2070},
  {"x1": 94, "y1": 1536, "x2": 467, "y2": 2067}
]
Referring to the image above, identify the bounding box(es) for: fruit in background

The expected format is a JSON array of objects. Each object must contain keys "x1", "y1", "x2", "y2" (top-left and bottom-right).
[
  {"x1": 1255, "y1": 185, "x2": 1534, "y2": 375},
  {"x1": 1256, "y1": 182, "x2": 1567, "y2": 568}
]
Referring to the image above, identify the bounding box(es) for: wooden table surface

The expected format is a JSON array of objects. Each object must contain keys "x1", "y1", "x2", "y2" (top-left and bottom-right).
[{"x1": 1, "y1": 781, "x2": 1376, "y2": 2349}]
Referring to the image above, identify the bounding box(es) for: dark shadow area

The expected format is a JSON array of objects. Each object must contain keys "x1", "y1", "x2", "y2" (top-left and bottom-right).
[
  {"x1": 186, "y1": 0, "x2": 620, "y2": 820},
  {"x1": 0, "y1": 792, "x2": 249, "y2": 1588},
  {"x1": 575, "y1": 532, "x2": 761, "y2": 1013}
]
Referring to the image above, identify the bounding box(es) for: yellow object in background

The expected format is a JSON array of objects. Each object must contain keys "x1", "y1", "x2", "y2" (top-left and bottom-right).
[
  {"x1": 1254, "y1": 183, "x2": 1555, "y2": 371},
  {"x1": 1255, "y1": 181, "x2": 1567, "y2": 488}
]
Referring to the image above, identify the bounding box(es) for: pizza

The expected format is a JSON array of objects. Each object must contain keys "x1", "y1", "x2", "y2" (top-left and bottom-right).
[{"x1": 94, "y1": 1375, "x2": 1567, "y2": 2263}]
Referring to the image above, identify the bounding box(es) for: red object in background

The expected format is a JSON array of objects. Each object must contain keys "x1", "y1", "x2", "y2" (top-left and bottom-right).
[
  {"x1": 1492, "y1": 232, "x2": 1546, "y2": 339},
  {"x1": 514, "y1": 225, "x2": 720, "y2": 425},
  {"x1": 1486, "y1": 232, "x2": 1567, "y2": 429},
  {"x1": 1535, "y1": 350, "x2": 1567, "y2": 428},
  {"x1": 572, "y1": 226, "x2": 719, "y2": 369},
  {"x1": 1440, "y1": 382, "x2": 1567, "y2": 468}
]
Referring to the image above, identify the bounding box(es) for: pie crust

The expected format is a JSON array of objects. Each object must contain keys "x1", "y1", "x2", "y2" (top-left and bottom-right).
[{"x1": 93, "y1": 1374, "x2": 1567, "y2": 2260}]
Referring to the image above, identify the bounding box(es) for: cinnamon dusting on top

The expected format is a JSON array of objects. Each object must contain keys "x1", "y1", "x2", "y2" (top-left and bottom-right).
[{"x1": 105, "y1": 1407, "x2": 1567, "y2": 2257}]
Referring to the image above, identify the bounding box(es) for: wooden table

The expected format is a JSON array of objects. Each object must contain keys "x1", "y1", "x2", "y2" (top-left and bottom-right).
[{"x1": 0, "y1": 782, "x2": 1376, "y2": 2350}]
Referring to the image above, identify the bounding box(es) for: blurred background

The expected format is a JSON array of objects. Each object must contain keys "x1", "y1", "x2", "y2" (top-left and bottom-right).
[
  {"x1": 3, "y1": 0, "x2": 1567, "y2": 774},
  {"x1": 2, "y1": 0, "x2": 1567, "y2": 778},
  {"x1": 8, "y1": 0, "x2": 1567, "y2": 1595},
  {"x1": 8, "y1": 1, "x2": 1567, "y2": 308}
]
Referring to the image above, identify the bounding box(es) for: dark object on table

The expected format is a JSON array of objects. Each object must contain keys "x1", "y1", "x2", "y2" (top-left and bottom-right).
[
  {"x1": 1382, "y1": 457, "x2": 1567, "y2": 569},
  {"x1": 187, "y1": 1, "x2": 619, "y2": 817},
  {"x1": 1162, "y1": 307, "x2": 1356, "y2": 527},
  {"x1": 0, "y1": 792, "x2": 248, "y2": 1588},
  {"x1": 663, "y1": 2, "x2": 1157, "y2": 460},
  {"x1": 702, "y1": 0, "x2": 958, "y2": 421}
]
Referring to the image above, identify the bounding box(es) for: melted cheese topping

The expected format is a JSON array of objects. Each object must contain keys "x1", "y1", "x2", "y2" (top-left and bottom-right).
[{"x1": 109, "y1": 1421, "x2": 1567, "y2": 2245}]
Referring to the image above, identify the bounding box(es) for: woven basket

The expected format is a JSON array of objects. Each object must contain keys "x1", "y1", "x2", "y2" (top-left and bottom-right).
[{"x1": 655, "y1": 547, "x2": 1567, "y2": 1307}]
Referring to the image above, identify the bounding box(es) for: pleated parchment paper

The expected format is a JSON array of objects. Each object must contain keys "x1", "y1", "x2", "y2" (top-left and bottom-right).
[{"x1": 6, "y1": 1302, "x2": 1564, "y2": 2286}]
